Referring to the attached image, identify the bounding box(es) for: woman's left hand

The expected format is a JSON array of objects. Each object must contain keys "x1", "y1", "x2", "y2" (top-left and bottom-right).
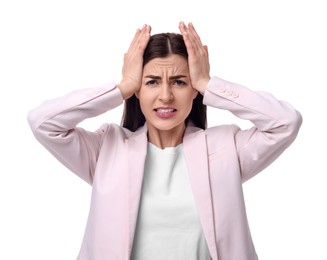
[{"x1": 179, "y1": 22, "x2": 211, "y2": 94}]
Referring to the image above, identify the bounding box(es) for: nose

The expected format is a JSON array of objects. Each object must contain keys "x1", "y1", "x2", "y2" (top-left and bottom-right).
[{"x1": 159, "y1": 84, "x2": 173, "y2": 103}]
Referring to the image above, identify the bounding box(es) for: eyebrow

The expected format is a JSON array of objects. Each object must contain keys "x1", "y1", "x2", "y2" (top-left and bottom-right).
[{"x1": 144, "y1": 75, "x2": 187, "y2": 80}]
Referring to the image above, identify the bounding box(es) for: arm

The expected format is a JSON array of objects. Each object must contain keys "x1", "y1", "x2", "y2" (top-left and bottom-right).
[
  {"x1": 180, "y1": 22, "x2": 302, "y2": 182},
  {"x1": 28, "y1": 24, "x2": 151, "y2": 184},
  {"x1": 203, "y1": 76, "x2": 303, "y2": 182},
  {"x1": 27, "y1": 84, "x2": 123, "y2": 184}
]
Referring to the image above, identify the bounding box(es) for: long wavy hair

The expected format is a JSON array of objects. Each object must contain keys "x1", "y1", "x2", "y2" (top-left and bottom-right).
[{"x1": 121, "y1": 33, "x2": 207, "y2": 132}]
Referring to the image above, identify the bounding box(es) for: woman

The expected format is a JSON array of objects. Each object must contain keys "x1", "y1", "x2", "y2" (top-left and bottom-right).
[{"x1": 27, "y1": 22, "x2": 302, "y2": 260}]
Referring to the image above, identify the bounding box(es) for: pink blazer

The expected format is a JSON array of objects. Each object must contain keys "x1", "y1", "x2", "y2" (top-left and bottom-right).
[{"x1": 27, "y1": 77, "x2": 302, "y2": 260}]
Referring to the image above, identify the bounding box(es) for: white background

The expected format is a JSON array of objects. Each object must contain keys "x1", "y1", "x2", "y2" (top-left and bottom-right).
[{"x1": 1, "y1": 0, "x2": 326, "y2": 259}]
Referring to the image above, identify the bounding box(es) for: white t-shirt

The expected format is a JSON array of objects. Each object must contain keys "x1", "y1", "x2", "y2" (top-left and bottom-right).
[{"x1": 131, "y1": 142, "x2": 212, "y2": 260}]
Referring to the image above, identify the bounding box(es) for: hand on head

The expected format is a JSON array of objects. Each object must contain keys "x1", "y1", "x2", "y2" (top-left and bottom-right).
[
  {"x1": 119, "y1": 24, "x2": 152, "y2": 100},
  {"x1": 178, "y1": 22, "x2": 211, "y2": 94},
  {"x1": 118, "y1": 22, "x2": 210, "y2": 100}
]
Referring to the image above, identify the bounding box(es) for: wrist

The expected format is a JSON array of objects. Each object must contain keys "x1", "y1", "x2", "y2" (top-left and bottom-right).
[
  {"x1": 117, "y1": 84, "x2": 131, "y2": 100},
  {"x1": 194, "y1": 77, "x2": 211, "y2": 95},
  {"x1": 117, "y1": 81, "x2": 139, "y2": 100}
]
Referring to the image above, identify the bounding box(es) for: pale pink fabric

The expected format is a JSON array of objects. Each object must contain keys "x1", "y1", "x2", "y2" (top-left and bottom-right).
[{"x1": 27, "y1": 77, "x2": 302, "y2": 260}]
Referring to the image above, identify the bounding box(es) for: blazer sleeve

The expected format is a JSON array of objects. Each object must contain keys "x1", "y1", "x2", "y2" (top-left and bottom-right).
[
  {"x1": 203, "y1": 76, "x2": 303, "y2": 182},
  {"x1": 27, "y1": 83, "x2": 124, "y2": 184}
]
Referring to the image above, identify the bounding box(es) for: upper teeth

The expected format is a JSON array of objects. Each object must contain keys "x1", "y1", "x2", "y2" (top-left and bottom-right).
[{"x1": 157, "y1": 109, "x2": 174, "y2": 113}]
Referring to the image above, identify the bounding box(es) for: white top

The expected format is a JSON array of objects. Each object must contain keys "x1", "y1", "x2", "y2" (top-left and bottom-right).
[{"x1": 131, "y1": 143, "x2": 212, "y2": 260}]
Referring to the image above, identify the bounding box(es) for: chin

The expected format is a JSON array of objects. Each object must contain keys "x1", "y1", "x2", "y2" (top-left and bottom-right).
[{"x1": 148, "y1": 121, "x2": 186, "y2": 132}]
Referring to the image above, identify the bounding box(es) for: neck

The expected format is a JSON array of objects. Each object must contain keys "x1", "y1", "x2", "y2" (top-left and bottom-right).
[{"x1": 147, "y1": 124, "x2": 185, "y2": 149}]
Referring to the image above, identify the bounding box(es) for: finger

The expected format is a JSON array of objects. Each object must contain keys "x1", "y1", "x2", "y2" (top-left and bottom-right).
[
  {"x1": 179, "y1": 22, "x2": 205, "y2": 56},
  {"x1": 129, "y1": 24, "x2": 151, "y2": 53},
  {"x1": 179, "y1": 21, "x2": 187, "y2": 35},
  {"x1": 139, "y1": 24, "x2": 151, "y2": 50},
  {"x1": 188, "y1": 23, "x2": 204, "y2": 48},
  {"x1": 129, "y1": 25, "x2": 144, "y2": 49},
  {"x1": 203, "y1": 45, "x2": 209, "y2": 55},
  {"x1": 185, "y1": 23, "x2": 206, "y2": 53},
  {"x1": 179, "y1": 21, "x2": 196, "y2": 52},
  {"x1": 179, "y1": 22, "x2": 199, "y2": 47}
]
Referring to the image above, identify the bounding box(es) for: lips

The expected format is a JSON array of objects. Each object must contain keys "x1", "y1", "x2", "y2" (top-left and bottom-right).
[{"x1": 154, "y1": 108, "x2": 177, "y2": 118}]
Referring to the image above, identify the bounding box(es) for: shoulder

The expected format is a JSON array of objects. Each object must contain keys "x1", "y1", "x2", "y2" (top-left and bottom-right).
[
  {"x1": 205, "y1": 124, "x2": 240, "y2": 143},
  {"x1": 205, "y1": 124, "x2": 239, "y2": 136},
  {"x1": 96, "y1": 123, "x2": 131, "y2": 139},
  {"x1": 204, "y1": 124, "x2": 240, "y2": 154},
  {"x1": 185, "y1": 123, "x2": 239, "y2": 143},
  {"x1": 184, "y1": 124, "x2": 241, "y2": 156},
  {"x1": 97, "y1": 123, "x2": 147, "y2": 140},
  {"x1": 185, "y1": 123, "x2": 239, "y2": 139}
]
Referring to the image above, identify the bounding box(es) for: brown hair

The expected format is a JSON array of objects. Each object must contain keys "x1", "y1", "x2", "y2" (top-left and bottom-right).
[{"x1": 121, "y1": 33, "x2": 207, "y2": 131}]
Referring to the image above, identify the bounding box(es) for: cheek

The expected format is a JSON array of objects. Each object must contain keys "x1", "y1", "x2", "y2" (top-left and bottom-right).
[
  {"x1": 184, "y1": 90, "x2": 197, "y2": 104},
  {"x1": 178, "y1": 93, "x2": 195, "y2": 115},
  {"x1": 138, "y1": 92, "x2": 153, "y2": 114}
]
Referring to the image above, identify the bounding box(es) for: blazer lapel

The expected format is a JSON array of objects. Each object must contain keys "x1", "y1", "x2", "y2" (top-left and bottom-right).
[
  {"x1": 183, "y1": 125, "x2": 218, "y2": 260},
  {"x1": 125, "y1": 124, "x2": 218, "y2": 259},
  {"x1": 126, "y1": 125, "x2": 148, "y2": 255}
]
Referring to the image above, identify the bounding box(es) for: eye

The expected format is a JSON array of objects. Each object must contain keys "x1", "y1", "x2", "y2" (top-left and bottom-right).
[
  {"x1": 173, "y1": 80, "x2": 187, "y2": 87},
  {"x1": 145, "y1": 79, "x2": 158, "y2": 86}
]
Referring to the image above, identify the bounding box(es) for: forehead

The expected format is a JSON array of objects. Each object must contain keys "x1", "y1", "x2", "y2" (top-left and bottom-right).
[{"x1": 143, "y1": 55, "x2": 188, "y2": 72}]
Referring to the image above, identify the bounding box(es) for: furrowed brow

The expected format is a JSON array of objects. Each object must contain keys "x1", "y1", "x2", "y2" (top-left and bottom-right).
[
  {"x1": 144, "y1": 75, "x2": 161, "y2": 80},
  {"x1": 169, "y1": 75, "x2": 187, "y2": 80},
  {"x1": 144, "y1": 75, "x2": 187, "y2": 80}
]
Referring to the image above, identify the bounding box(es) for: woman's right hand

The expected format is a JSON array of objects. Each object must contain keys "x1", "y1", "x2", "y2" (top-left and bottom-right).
[{"x1": 118, "y1": 24, "x2": 151, "y2": 100}]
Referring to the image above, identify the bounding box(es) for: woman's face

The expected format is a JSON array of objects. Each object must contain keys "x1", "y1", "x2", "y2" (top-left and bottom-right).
[{"x1": 138, "y1": 54, "x2": 198, "y2": 134}]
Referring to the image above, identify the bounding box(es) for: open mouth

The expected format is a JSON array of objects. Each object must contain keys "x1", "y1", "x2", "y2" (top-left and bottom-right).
[
  {"x1": 154, "y1": 108, "x2": 177, "y2": 113},
  {"x1": 154, "y1": 108, "x2": 177, "y2": 118}
]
